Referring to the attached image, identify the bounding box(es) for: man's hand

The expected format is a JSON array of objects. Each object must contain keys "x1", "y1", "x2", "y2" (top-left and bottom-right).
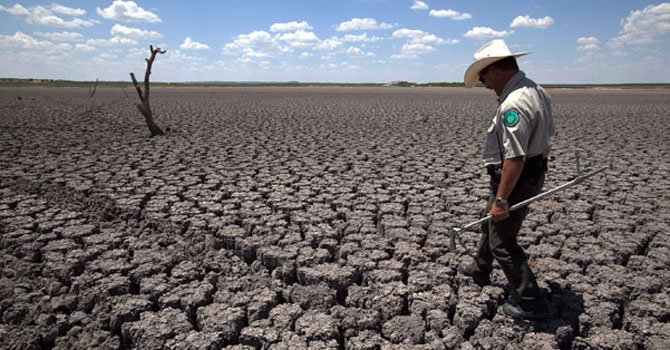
[
  {"x1": 490, "y1": 156, "x2": 525, "y2": 222},
  {"x1": 489, "y1": 203, "x2": 509, "y2": 222}
]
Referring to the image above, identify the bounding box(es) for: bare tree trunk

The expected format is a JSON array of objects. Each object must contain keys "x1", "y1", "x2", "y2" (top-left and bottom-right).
[
  {"x1": 88, "y1": 78, "x2": 98, "y2": 98},
  {"x1": 130, "y1": 45, "x2": 166, "y2": 137}
]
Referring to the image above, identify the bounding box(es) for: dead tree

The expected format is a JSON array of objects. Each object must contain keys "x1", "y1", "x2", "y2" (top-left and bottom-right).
[
  {"x1": 88, "y1": 78, "x2": 98, "y2": 98},
  {"x1": 130, "y1": 45, "x2": 166, "y2": 137}
]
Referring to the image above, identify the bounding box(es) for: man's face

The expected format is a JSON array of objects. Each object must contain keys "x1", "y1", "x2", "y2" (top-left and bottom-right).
[{"x1": 479, "y1": 65, "x2": 493, "y2": 89}]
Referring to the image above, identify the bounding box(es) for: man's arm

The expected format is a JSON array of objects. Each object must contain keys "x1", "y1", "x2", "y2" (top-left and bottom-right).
[{"x1": 489, "y1": 156, "x2": 524, "y2": 221}]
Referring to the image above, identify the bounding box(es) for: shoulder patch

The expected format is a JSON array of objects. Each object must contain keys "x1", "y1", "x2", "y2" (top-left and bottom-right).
[{"x1": 503, "y1": 109, "x2": 520, "y2": 127}]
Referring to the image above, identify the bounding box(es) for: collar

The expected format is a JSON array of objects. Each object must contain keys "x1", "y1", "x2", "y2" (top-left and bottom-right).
[{"x1": 498, "y1": 70, "x2": 526, "y2": 104}]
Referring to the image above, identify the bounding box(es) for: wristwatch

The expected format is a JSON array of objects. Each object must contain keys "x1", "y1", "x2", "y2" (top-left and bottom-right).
[{"x1": 495, "y1": 197, "x2": 509, "y2": 208}]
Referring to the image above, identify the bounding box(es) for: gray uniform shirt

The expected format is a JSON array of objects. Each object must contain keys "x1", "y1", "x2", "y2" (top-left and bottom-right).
[{"x1": 483, "y1": 71, "x2": 554, "y2": 166}]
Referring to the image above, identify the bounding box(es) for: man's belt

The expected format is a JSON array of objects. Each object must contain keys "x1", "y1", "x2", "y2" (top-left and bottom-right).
[{"x1": 486, "y1": 155, "x2": 548, "y2": 178}]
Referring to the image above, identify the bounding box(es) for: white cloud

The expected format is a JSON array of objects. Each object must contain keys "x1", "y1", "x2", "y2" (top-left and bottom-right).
[
  {"x1": 393, "y1": 28, "x2": 458, "y2": 45},
  {"x1": 223, "y1": 31, "x2": 273, "y2": 52},
  {"x1": 391, "y1": 28, "x2": 457, "y2": 59},
  {"x1": 125, "y1": 47, "x2": 148, "y2": 59},
  {"x1": 429, "y1": 9, "x2": 472, "y2": 20},
  {"x1": 0, "y1": 4, "x2": 30, "y2": 16},
  {"x1": 34, "y1": 31, "x2": 83, "y2": 42},
  {"x1": 86, "y1": 36, "x2": 138, "y2": 46},
  {"x1": 336, "y1": 18, "x2": 393, "y2": 31},
  {"x1": 411, "y1": 1, "x2": 429, "y2": 10},
  {"x1": 276, "y1": 30, "x2": 321, "y2": 47},
  {"x1": 270, "y1": 21, "x2": 313, "y2": 32},
  {"x1": 510, "y1": 15, "x2": 555, "y2": 29},
  {"x1": 342, "y1": 33, "x2": 383, "y2": 42},
  {"x1": 164, "y1": 49, "x2": 206, "y2": 63},
  {"x1": 347, "y1": 46, "x2": 375, "y2": 57},
  {"x1": 0, "y1": 4, "x2": 96, "y2": 28},
  {"x1": 608, "y1": 3, "x2": 670, "y2": 48},
  {"x1": 391, "y1": 43, "x2": 436, "y2": 59},
  {"x1": 75, "y1": 43, "x2": 96, "y2": 51},
  {"x1": 573, "y1": 51, "x2": 602, "y2": 65},
  {"x1": 50, "y1": 4, "x2": 86, "y2": 17},
  {"x1": 223, "y1": 30, "x2": 289, "y2": 60},
  {"x1": 110, "y1": 24, "x2": 161, "y2": 39},
  {"x1": 98, "y1": 52, "x2": 118, "y2": 60},
  {"x1": 320, "y1": 63, "x2": 339, "y2": 69},
  {"x1": 96, "y1": 0, "x2": 161, "y2": 23},
  {"x1": 0, "y1": 31, "x2": 71, "y2": 51},
  {"x1": 315, "y1": 38, "x2": 343, "y2": 51},
  {"x1": 341, "y1": 62, "x2": 361, "y2": 70},
  {"x1": 223, "y1": 26, "x2": 333, "y2": 60},
  {"x1": 223, "y1": 26, "x2": 347, "y2": 60},
  {"x1": 180, "y1": 37, "x2": 210, "y2": 50},
  {"x1": 464, "y1": 26, "x2": 513, "y2": 39},
  {"x1": 299, "y1": 52, "x2": 312, "y2": 59},
  {"x1": 576, "y1": 37, "x2": 600, "y2": 51}
]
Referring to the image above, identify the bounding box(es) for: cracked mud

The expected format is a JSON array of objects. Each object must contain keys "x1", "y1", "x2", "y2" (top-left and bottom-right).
[{"x1": 1, "y1": 87, "x2": 669, "y2": 349}]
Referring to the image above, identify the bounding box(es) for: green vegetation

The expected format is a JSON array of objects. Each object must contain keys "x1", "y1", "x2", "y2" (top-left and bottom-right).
[
  {"x1": 0, "y1": 78, "x2": 130, "y2": 88},
  {"x1": 0, "y1": 78, "x2": 384, "y2": 88},
  {"x1": 541, "y1": 83, "x2": 670, "y2": 89},
  {"x1": 391, "y1": 80, "x2": 670, "y2": 89},
  {"x1": 1, "y1": 78, "x2": 668, "y2": 89}
]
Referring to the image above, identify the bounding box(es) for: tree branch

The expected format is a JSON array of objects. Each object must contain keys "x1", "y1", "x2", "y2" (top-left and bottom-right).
[
  {"x1": 143, "y1": 45, "x2": 167, "y2": 104},
  {"x1": 129, "y1": 72, "x2": 144, "y2": 103},
  {"x1": 128, "y1": 44, "x2": 167, "y2": 137},
  {"x1": 88, "y1": 78, "x2": 98, "y2": 98}
]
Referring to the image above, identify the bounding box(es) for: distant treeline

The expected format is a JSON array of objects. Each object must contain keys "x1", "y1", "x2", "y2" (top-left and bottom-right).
[
  {"x1": 1, "y1": 78, "x2": 668, "y2": 89},
  {"x1": 388, "y1": 80, "x2": 670, "y2": 89},
  {"x1": 0, "y1": 78, "x2": 384, "y2": 88}
]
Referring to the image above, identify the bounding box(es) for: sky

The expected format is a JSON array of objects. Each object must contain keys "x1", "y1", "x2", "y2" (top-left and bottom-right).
[{"x1": 1, "y1": 0, "x2": 669, "y2": 84}]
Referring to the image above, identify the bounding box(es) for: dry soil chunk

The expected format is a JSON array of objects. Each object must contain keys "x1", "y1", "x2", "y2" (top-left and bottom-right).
[
  {"x1": 347, "y1": 282, "x2": 408, "y2": 322},
  {"x1": 294, "y1": 311, "x2": 339, "y2": 342},
  {"x1": 121, "y1": 308, "x2": 193, "y2": 349},
  {"x1": 109, "y1": 297, "x2": 153, "y2": 334},
  {"x1": 519, "y1": 332, "x2": 561, "y2": 350},
  {"x1": 572, "y1": 328, "x2": 642, "y2": 350},
  {"x1": 247, "y1": 287, "x2": 279, "y2": 323},
  {"x1": 196, "y1": 304, "x2": 246, "y2": 343},
  {"x1": 347, "y1": 330, "x2": 390, "y2": 349},
  {"x1": 164, "y1": 331, "x2": 225, "y2": 350},
  {"x1": 239, "y1": 320, "x2": 280, "y2": 349},
  {"x1": 289, "y1": 283, "x2": 336, "y2": 311},
  {"x1": 158, "y1": 280, "x2": 215, "y2": 317},
  {"x1": 269, "y1": 303, "x2": 304, "y2": 331},
  {"x1": 267, "y1": 331, "x2": 309, "y2": 350},
  {"x1": 330, "y1": 305, "x2": 383, "y2": 338},
  {"x1": 381, "y1": 315, "x2": 425, "y2": 344},
  {"x1": 297, "y1": 263, "x2": 357, "y2": 292}
]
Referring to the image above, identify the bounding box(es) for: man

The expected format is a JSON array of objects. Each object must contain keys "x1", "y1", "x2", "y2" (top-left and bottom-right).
[{"x1": 459, "y1": 39, "x2": 554, "y2": 320}]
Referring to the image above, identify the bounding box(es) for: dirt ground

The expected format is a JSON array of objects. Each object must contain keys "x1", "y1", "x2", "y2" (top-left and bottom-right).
[{"x1": 0, "y1": 86, "x2": 668, "y2": 349}]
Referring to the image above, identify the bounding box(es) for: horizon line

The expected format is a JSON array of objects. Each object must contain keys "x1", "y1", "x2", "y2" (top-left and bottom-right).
[{"x1": 1, "y1": 77, "x2": 669, "y2": 88}]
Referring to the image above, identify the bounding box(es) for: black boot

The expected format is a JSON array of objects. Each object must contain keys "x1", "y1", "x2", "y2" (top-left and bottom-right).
[
  {"x1": 458, "y1": 263, "x2": 491, "y2": 287},
  {"x1": 502, "y1": 295, "x2": 551, "y2": 320}
]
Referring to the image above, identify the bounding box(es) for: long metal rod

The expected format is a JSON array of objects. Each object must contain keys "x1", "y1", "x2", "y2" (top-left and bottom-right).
[
  {"x1": 462, "y1": 166, "x2": 608, "y2": 231},
  {"x1": 449, "y1": 165, "x2": 608, "y2": 254}
]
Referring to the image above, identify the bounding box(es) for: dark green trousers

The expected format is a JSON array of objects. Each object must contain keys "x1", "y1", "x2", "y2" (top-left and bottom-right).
[{"x1": 473, "y1": 172, "x2": 545, "y2": 305}]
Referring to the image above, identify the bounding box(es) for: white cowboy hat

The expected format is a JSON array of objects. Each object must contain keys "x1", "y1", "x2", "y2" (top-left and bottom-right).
[{"x1": 463, "y1": 39, "x2": 530, "y2": 88}]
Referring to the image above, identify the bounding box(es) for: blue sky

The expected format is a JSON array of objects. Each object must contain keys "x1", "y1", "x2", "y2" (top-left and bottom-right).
[{"x1": 1, "y1": 0, "x2": 669, "y2": 83}]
